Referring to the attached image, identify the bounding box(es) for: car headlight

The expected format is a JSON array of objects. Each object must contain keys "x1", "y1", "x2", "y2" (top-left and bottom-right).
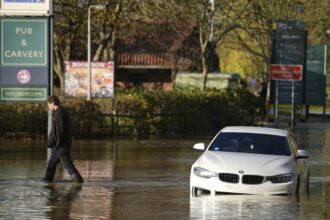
[
  {"x1": 193, "y1": 167, "x2": 217, "y2": 178},
  {"x1": 266, "y1": 173, "x2": 294, "y2": 183}
]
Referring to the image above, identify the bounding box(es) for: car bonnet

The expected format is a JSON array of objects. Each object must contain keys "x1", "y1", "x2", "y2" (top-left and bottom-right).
[{"x1": 197, "y1": 151, "x2": 294, "y2": 176}]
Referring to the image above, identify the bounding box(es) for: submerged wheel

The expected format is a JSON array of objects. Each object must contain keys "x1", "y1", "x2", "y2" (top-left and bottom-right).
[
  {"x1": 192, "y1": 187, "x2": 198, "y2": 197},
  {"x1": 191, "y1": 187, "x2": 211, "y2": 196},
  {"x1": 295, "y1": 176, "x2": 300, "y2": 195},
  {"x1": 306, "y1": 170, "x2": 310, "y2": 195}
]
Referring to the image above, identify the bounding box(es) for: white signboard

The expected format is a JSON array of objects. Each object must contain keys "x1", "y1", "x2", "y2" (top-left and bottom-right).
[
  {"x1": 0, "y1": 0, "x2": 52, "y2": 16},
  {"x1": 64, "y1": 61, "x2": 115, "y2": 98}
]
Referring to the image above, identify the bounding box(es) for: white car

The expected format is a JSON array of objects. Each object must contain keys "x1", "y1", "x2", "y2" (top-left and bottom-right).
[{"x1": 190, "y1": 126, "x2": 309, "y2": 196}]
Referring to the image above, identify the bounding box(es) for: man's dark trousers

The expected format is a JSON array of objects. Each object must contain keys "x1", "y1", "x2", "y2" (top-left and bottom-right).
[{"x1": 44, "y1": 147, "x2": 84, "y2": 183}]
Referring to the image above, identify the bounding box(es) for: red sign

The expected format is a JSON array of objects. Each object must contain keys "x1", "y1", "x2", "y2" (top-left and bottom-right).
[{"x1": 270, "y1": 64, "x2": 303, "y2": 81}]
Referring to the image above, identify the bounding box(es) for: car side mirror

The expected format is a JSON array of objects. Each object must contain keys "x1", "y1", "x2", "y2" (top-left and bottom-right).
[
  {"x1": 193, "y1": 143, "x2": 205, "y2": 151},
  {"x1": 296, "y1": 149, "x2": 310, "y2": 159}
]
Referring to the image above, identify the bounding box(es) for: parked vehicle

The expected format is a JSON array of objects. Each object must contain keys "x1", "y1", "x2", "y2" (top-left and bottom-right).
[{"x1": 190, "y1": 126, "x2": 309, "y2": 196}]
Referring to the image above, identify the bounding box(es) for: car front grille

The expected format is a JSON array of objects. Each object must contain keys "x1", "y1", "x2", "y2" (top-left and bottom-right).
[
  {"x1": 218, "y1": 173, "x2": 264, "y2": 184},
  {"x1": 219, "y1": 173, "x2": 239, "y2": 183},
  {"x1": 242, "y1": 175, "x2": 264, "y2": 184}
]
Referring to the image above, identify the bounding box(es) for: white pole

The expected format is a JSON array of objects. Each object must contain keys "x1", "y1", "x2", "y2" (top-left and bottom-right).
[
  {"x1": 47, "y1": 1, "x2": 54, "y2": 162},
  {"x1": 291, "y1": 81, "x2": 295, "y2": 129},
  {"x1": 87, "y1": 6, "x2": 92, "y2": 101},
  {"x1": 209, "y1": 0, "x2": 214, "y2": 41},
  {"x1": 275, "y1": 80, "x2": 278, "y2": 126},
  {"x1": 87, "y1": 5, "x2": 105, "y2": 101}
]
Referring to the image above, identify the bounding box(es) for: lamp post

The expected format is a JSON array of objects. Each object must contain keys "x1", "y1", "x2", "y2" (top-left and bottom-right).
[
  {"x1": 87, "y1": 5, "x2": 105, "y2": 101},
  {"x1": 209, "y1": 0, "x2": 214, "y2": 41}
]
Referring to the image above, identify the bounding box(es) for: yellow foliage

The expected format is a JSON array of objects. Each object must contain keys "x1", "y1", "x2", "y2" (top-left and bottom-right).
[{"x1": 219, "y1": 47, "x2": 259, "y2": 78}]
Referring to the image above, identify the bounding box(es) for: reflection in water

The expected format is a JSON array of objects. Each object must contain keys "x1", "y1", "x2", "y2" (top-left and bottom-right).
[
  {"x1": 190, "y1": 195, "x2": 300, "y2": 220},
  {"x1": 76, "y1": 184, "x2": 114, "y2": 219},
  {"x1": 44, "y1": 183, "x2": 82, "y2": 219},
  {"x1": 58, "y1": 160, "x2": 114, "y2": 182},
  {"x1": 295, "y1": 126, "x2": 330, "y2": 219},
  {"x1": 0, "y1": 180, "x2": 50, "y2": 219},
  {"x1": 43, "y1": 183, "x2": 115, "y2": 219},
  {"x1": 45, "y1": 158, "x2": 115, "y2": 219},
  {"x1": 1, "y1": 130, "x2": 330, "y2": 219}
]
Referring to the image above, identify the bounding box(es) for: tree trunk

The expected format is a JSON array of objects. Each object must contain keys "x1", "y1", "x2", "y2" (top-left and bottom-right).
[
  {"x1": 199, "y1": 26, "x2": 208, "y2": 91},
  {"x1": 53, "y1": 34, "x2": 65, "y2": 95},
  {"x1": 93, "y1": 32, "x2": 111, "y2": 61},
  {"x1": 201, "y1": 55, "x2": 208, "y2": 91}
]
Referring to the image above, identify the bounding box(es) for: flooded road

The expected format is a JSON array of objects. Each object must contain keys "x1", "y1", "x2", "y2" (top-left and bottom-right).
[{"x1": 0, "y1": 125, "x2": 330, "y2": 219}]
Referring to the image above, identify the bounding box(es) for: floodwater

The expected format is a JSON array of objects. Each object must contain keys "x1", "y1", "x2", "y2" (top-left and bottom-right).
[{"x1": 0, "y1": 125, "x2": 330, "y2": 220}]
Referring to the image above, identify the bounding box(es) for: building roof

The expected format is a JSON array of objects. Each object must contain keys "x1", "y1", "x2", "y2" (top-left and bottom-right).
[{"x1": 115, "y1": 20, "x2": 201, "y2": 71}]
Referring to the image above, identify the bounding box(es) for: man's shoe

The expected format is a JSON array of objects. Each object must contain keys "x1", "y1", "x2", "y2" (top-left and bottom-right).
[
  {"x1": 73, "y1": 177, "x2": 84, "y2": 183},
  {"x1": 70, "y1": 173, "x2": 84, "y2": 183}
]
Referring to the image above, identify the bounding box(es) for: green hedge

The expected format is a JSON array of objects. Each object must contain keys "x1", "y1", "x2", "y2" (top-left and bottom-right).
[
  {"x1": 0, "y1": 103, "x2": 48, "y2": 137},
  {"x1": 0, "y1": 100, "x2": 102, "y2": 138},
  {"x1": 115, "y1": 88, "x2": 261, "y2": 136},
  {"x1": 0, "y1": 88, "x2": 262, "y2": 138}
]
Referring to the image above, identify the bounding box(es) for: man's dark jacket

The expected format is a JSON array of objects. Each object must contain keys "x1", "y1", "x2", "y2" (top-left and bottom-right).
[{"x1": 47, "y1": 106, "x2": 72, "y2": 149}]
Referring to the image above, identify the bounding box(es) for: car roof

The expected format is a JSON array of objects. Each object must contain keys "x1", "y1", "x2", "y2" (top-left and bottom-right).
[{"x1": 220, "y1": 126, "x2": 289, "y2": 137}]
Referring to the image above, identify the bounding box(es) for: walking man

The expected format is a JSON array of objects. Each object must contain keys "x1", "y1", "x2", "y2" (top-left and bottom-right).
[{"x1": 43, "y1": 95, "x2": 84, "y2": 183}]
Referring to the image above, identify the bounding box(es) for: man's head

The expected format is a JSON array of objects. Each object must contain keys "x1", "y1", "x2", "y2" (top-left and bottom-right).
[{"x1": 47, "y1": 95, "x2": 60, "y2": 111}]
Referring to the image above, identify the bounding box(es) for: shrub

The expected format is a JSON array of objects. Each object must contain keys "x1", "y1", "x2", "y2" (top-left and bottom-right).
[
  {"x1": 0, "y1": 103, "x2": 48, "y2": 137},
  {"x1": 0, "y1": 100, "x2": 102, "y2": 138},
  {"x1": 0, "y1": 88, "x2": 261, "y2": 138},
  {"x1": 63, "y1": 100, "x2": 103, "y2": 137},
  {"x1": 114, "y1": 88, "x2": 261, "y2": 136}
]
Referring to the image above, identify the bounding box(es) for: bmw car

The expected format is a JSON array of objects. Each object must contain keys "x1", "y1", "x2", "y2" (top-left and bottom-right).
[{"x1": 190, "y1": 126, "x2": 309, "y2": 196}]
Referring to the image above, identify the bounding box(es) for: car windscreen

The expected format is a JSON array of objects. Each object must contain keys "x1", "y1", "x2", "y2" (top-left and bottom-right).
[{"x1": 208, "y1": 132, "x2": 291, "y2": 156}]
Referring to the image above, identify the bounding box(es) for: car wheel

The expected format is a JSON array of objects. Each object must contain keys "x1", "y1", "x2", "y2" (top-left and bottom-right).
[{"x1": 192, "y1": 187, "x2": 198, "y2": 197}]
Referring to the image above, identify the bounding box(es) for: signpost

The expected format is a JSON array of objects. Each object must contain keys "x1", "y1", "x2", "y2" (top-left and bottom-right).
[
  {"x1": 1, "y1": 19, "x2": 47, "y2": 65},
  {"x1": 270, "y1": 64, "x2": 303, "y2": 129},
  {"x1": 270, "y1": 65, "x2": 303, "y2": 81},
  {"x1": 64, "y1": 61, "x2": 115, "y2": 98},
  {"x1": 1, "y1": 87, "x2": 47, "y2": 101},
  {"x1": 0, "y1": 18, "x2": 49, "y2": 101},
  {"x1": 305, "y1": 45, "x2": 327, "y2": 121},
  {"x1": 0, "y1": 0, "x2": 52, "y2": 161},
  {"x1": 270, "y1": 20, "x2": 307, "y2": 127},
  {"x1": 305, "y1": 45, "x2": 327, "y2": 104},
  {"x1": 270, "y1": 20, "x2": 306, "y2": 105},
  {"x1": 0, "y1": 0, "x2": 51, "y2": 16}
]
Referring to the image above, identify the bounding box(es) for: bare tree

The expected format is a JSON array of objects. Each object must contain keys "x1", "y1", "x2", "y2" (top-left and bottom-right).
[
  {"x1": 137, "y1": 0, "x2": 251, "y2": 90},
  {"x1": 53, "y1": 0, "x2": 93, "y2": 93},
  {"x1": 230, "y1": 0, "x2": 311, "y2": 79},
  {"x1": 199, "y1": 0, "x2": 251, "y2": 90},
  {"x1": 53, "y1": 0, "x2": 138, "y2": 93},
  {"x1": 53, "y1": 0, "x2": 329, "y2": 93}
]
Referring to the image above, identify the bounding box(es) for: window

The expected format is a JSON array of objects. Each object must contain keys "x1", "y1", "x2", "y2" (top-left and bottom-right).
[{"x1": 208, "y1": 132, "x2": 291, "y2": 156}]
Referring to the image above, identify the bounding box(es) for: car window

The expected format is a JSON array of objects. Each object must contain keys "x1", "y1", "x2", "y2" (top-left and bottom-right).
[{"x1": 208, "y1": 132, "x2": 291, "y2": 156}]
